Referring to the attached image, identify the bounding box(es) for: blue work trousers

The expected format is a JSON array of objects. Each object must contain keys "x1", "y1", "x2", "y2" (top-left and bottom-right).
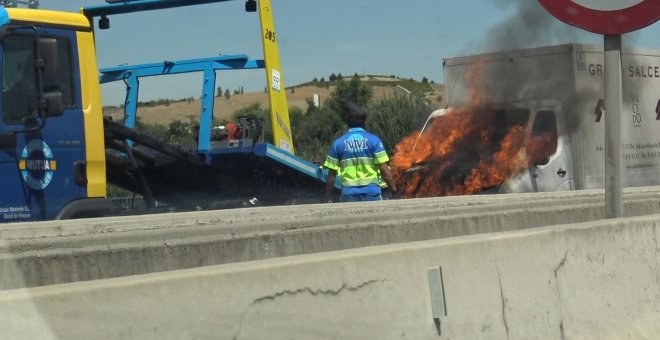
[{"x1": 340, "y1": 193, "x2": 382, "y2": 202}]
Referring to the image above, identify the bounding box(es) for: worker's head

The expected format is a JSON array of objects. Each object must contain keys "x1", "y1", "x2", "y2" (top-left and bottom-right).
[{"x1": 341, "y1": 100, "x2": 367, "y2": 128}]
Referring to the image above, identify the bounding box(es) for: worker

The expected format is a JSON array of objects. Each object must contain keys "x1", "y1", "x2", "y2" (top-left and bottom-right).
[
  {"x1": 324, "y1": 101, "x2": 397, "y2": 202},
  {"x1": 225, "y1": 121, "x2": 242, "y2": 140}
]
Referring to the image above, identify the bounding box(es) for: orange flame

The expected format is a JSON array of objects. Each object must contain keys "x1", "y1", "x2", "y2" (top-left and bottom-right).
[{"x1": 391, "y1": 60, "x2": 557, "y2": 198}]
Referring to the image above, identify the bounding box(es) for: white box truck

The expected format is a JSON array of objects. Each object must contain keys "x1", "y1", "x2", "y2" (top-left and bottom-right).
[{"x1": 403, "y1": 44, "x2": 660, "y2": 195}]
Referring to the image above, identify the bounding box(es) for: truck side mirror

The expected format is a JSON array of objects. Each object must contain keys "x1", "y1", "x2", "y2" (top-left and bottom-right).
[
  {"x1": 43, "y1": 91, "x2": 64, "y2": 117},
  {"x1": 36, "y1": 37, "x2": 59, "y2": 92},
  {"x1": 35, "y1": 38, "x2": 64, "y2": 117}
]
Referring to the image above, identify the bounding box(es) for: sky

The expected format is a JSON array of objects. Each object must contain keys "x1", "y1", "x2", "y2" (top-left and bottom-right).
[{"x1": 36, "y1": 0, "x2": 660, "y2": 106}]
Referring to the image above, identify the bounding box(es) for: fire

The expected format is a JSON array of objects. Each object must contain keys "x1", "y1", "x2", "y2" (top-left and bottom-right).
[{"x1": 391, "y1": 60, "x2": 557, "y2": 198}]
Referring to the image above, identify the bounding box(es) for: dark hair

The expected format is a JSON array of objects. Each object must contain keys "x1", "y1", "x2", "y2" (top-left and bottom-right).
[{"x1": 341, "y1": 100, "x2": 367, "y2": 128}]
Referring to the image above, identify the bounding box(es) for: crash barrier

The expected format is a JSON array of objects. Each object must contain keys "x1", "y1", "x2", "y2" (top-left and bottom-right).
[
  {"x1": 1, "y1": 186, "x2": 660, "y2": 289},
  {"x1": 1, "y1": 212, "x2": 658, "y2": 339}
]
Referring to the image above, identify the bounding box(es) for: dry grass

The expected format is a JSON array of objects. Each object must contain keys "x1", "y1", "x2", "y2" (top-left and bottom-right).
[{"x1": 103, "y1": 84, "x2": 443, "y2": 126}]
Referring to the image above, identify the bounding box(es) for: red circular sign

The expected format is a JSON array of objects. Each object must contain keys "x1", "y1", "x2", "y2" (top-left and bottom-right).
[{"x1": 538, "y1": 0, "x2": 660, "y2": 34}]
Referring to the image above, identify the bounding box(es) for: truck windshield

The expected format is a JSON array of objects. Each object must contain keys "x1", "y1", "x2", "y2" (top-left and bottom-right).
[
  {"x1": 2, "y1": 33, "x2": 75, "y2": 125},
  {"x1": 2, "y1": 34, "x2": 38, "y2": 125}
]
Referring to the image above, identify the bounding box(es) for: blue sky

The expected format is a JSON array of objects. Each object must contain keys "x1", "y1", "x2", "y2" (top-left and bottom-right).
[{"x1": 38, "y1": 0, "x2": 660, "y2": 105}]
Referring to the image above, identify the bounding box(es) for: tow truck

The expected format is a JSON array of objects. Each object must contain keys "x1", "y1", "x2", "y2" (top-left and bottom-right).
[{"x1": 0, "y1": 0, "x2": 330, "y2": 222}]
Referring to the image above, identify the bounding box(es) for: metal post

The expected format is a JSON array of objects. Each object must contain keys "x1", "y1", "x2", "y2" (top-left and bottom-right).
[
  {"x1": 198, "y1": 69, "x2": 216, "y2": 151},
  {"x1": 604, "y1": 34, "x2": 623, "y2": 218}
]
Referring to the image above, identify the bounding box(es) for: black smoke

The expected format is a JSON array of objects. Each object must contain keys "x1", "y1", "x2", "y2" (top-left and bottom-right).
[{"x1": 482, "y1": 0, "x2": 596, "y2": 52}]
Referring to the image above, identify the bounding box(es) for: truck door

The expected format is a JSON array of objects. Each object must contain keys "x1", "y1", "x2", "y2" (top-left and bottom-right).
[
  {"x1": 0, "y1": 28, "x2": 85, "y2": 221},
  {"x1": 528, "y1": 107, "x2": 574, "y2": 192}
]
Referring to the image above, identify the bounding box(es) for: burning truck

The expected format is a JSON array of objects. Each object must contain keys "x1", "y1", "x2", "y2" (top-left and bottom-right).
[{"x1": 392, "y1": 43, "x2": 660, "y2": 198}]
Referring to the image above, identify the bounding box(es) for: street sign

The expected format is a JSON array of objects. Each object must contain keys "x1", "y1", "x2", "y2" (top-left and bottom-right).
[{"x1": 538, "y1": 0, "x2": 660, "y2": 34}]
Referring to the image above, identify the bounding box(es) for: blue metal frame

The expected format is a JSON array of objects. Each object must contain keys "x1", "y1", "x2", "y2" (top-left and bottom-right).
[
  {"x1": 99, "y1": 55, "x2": 264, "y2": 151},
  {"x1": 83, "y1": 0, "x2": 234, "y2": 18},
  {"x1": 88, "y1": 0, "x2": 334, "y2": 189},
  {"x1": 206, "y1": 143, "x2": 330, "y2": 184}
]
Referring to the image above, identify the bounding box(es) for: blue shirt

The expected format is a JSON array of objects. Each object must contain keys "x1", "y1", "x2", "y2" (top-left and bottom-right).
[{"x1": 324, "y1": 128, "x2": 390, "y2": 195}]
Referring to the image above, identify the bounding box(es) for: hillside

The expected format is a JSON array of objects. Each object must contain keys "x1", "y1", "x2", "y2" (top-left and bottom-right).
[{"x1": 103, "y1": 78, "x2": 445, "y2": 126}]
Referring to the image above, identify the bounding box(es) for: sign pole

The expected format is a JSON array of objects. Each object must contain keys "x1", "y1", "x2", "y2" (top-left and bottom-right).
[{"x1": 604, "y1": 34, "x2": 623, "y2": 218}]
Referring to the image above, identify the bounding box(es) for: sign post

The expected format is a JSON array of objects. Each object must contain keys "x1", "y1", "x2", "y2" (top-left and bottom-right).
[
  {"x1": 538, "y1": 0, "x2": 659, "y2": 218},
  {"x1": 604, "y1": 34, "x2": 623, "y2": 218}
]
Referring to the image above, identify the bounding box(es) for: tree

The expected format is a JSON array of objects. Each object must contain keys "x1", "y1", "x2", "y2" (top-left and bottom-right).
[
  {"x1": 422, "y1": 77, "x2": 428, "y2": 83},
  {"x1": 292, "y1": 104, "x2": 345, "y2": 163},
  {"x1": 326, "y1": 75, "x2": 374, "y2": 119},
  {"x1": 366, "y1": 93, "x2": 430, "y2": 155},
  {"x1": 166, "y1": 119, "x2": 192, "y2": 145},
  {"x1": 216, "y1": 86, "x2": 222, "y2": 97},
  {"x1": 224, "y1": 89, "x2": 231, "y2": 100}
]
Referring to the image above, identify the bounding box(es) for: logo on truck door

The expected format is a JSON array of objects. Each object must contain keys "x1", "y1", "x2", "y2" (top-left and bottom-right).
[{"x1": 19, "y1": 140, "x2": 57, "y2": 190}]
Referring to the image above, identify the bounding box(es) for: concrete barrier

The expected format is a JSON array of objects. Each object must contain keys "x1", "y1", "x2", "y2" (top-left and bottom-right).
[
  {"x1": 1, "y1": 212, "x2": 658, "y2": 339},
  {"x1": 2, "y1": 187, "x2": 660, "y2": 289}
]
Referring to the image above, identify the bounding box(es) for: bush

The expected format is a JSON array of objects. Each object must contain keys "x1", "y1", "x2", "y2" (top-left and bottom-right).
[
  {"x1": 326, "y1": 75, "x2": 373, "y2": 121},
  {"x1": 292, "y1": 106, "x2": 345, "y2": 163},
  {"x1": 366, "y1": 93, "x2": 430, "y2": 155}
]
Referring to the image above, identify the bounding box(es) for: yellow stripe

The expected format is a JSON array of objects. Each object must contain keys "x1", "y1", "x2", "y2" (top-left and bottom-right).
[
  {"x1": 77, "y1": 30, "x2": 106, "y2": 198},
  {"x1": 7, "y1": 9, "x2": 89, "y2": 28},
  {"x1": 18, "y1": 160, "x2": 25, "y2": 170},
  {"x1": 258, "y1": 0, "x2": 295, "y2": 154}
]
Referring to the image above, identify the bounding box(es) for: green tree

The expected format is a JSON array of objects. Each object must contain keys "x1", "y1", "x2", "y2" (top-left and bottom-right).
[
  {"x1": 166, "y1": 119, "x2": 193, "y2": 145},
  {"x1": 326, "y1": 75, "x2": 373, "y2": 120},
  {"x1": 292, "y1": 104, "x2": 345, "y2": 163},
  {"x1": 224, "y1": 89, "x2": 230, "y2": 100},
  {"x1": 366, "y1": 93, "x2": 430, "y2": 155}
]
